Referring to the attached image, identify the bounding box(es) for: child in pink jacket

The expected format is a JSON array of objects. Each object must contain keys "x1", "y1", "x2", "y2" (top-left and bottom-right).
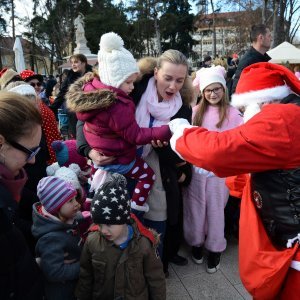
[{"x1": 67, "y1": 32, "x2": 171, "y2": 213}]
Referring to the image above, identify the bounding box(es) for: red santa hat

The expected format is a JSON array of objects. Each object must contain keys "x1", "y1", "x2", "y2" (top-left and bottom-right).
[{"x1": 231, "y1": 62, "x2": 300, "y2": 121}]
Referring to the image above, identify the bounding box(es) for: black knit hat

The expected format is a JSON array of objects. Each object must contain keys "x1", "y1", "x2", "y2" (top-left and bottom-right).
[{"x1": 91, "y1": 173, "x2": 131, "y2": 224}]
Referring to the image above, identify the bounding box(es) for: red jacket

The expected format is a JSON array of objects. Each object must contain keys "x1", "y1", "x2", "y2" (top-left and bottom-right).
[{"x1": 67, "y1": 74, "x2": 171, "y2": 165}]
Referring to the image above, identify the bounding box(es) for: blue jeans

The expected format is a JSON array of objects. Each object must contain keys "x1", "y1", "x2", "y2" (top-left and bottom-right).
[{"x1": 143, "y1": 219, "x2": 166, "y2": 259}]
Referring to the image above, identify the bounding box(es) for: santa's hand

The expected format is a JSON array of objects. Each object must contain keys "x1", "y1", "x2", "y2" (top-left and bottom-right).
[{"x1": 168, "y1": 118, "x2": 191, "y2": 134}]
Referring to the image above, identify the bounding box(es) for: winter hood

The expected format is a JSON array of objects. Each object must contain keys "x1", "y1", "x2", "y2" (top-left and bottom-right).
[
  {"x1": 31, "y1": 203, "x2": 78, "y2": 239},
  {"x1": 66, "y1": 72, "x2": 117, "y2": 113}
]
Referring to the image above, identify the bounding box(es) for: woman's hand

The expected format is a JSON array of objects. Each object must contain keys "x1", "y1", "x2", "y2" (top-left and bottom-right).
[
  {"x1": 88, "y1": 149, "x2": 115, "y2": 166},
  {"x1": 151, "y1": 140, "x2": 168, "y2": 148}
]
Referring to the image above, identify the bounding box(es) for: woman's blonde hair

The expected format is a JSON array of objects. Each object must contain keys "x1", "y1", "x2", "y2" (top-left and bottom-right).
[
  {"x1": 193, "y1": 87, "x2": 229, "y2": 128},
  {"x1": 0, "y1": 91, "x2": 42, "y2": 142}
]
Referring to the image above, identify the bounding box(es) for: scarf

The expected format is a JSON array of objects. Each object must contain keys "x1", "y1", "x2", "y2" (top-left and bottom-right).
[
  {"x1": 0, "y1": 164, "x2": 27, "y2": 202},
  {"x1": 135, "y1": 76, "x2": 182, "y2": 157}
]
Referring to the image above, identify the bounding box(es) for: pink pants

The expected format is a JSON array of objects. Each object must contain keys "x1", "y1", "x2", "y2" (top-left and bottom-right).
[{"x1": 124, "y1": 157, "x2": 155, "y2": 207}]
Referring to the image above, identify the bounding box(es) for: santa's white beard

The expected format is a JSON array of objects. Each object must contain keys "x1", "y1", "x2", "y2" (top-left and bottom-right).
[{"x1": 243, "y1": 103, "x2": 261, "y2": 122}]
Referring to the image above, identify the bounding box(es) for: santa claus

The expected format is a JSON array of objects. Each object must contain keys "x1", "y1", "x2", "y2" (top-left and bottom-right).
[{"x1": 169, "y1": 62, "x2": 300, "y2": 300}]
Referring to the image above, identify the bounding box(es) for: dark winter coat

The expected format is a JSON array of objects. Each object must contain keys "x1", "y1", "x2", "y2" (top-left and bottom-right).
[
  {"x1": 0, "y1": 184, "x2": 43, "y2": 300},
  {"x1": 50, "y1": 65, "x2": 93, "y2": 137},
  {"x1": 75, "y1": 217, "x2": 166, "y2": 300},
  {"x1": 131, "y1": 74, "x2": 193, "y2": 225},
  {"x1": 231, "y1": 46, "x2": 271, "y2": 95},
  {"x1": 32, "y1": 203, "x2": 82, "y2": 300},
  {"x1": 67, "y1": 73, "x2": 171, "y2": 165}
]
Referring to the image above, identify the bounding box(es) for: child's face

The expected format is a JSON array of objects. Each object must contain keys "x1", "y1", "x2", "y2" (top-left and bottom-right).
[
  {"x1": 58, "y1": 197, "x2": 81, "y2": 221},
  {"x1": 203, "y1": 83, "x2": 224, "y2": 106},
  {"x1": 100, "y1": 224, "x2": 127, "y2": 244},
  {"x1": 119, "y1": 73, "x2": 138, "y2": 94}
]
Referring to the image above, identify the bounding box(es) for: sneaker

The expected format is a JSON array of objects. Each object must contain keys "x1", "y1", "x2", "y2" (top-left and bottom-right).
[
  {"x1": 191, "y1": 246, "x2": 203, "y2": 264},
  {"x1": 169, "y1": 254, "x2": 188, "y2": 266},
  {"x1": 206, "y1": 251, "x2": 221, "y2": 274}
]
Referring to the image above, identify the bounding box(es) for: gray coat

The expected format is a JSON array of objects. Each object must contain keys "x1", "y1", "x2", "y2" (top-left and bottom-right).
[{"x1": 32, "y1": 203, "x2": 82, "y2": 300}]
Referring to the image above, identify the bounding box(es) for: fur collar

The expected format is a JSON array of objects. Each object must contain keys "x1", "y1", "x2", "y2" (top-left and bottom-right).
[{"x1": 66, "y1": 72, "x2": 117, "y2": 112}]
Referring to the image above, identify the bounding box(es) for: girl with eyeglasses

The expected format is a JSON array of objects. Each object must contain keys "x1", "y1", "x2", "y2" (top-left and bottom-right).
[
  {"x1": 182, "y1": 66, "x2": 243, "y2": 274},
  {"x1": 0, "y1": 91, "x2": 44, "y2": 299}
]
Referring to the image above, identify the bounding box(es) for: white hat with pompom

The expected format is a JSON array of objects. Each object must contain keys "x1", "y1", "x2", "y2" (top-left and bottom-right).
[{"x1": 98, "y1": 32, "x2": 139, "y2": 88}]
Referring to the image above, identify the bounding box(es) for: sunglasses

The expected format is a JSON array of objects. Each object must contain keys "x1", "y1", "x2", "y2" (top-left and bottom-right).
[
  {"x1": 30, "y1": 82, "x2": 42, "y2": 87},
  {"x1": 8, "y1": 140, "x2": 41, "y2": 162}
]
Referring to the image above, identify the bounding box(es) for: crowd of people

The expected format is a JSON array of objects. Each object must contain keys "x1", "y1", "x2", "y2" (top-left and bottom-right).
[{"x1": 0, "y1": 23, "x2": 299, "y2": 300}]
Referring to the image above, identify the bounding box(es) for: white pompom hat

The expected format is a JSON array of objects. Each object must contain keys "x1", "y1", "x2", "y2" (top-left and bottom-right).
[
  {"x1": 98, "y1": 32, "x2": 139, "y2": 88},
  {"x1": 199, "y1": 66, "x2": 226, "y2": 94}
]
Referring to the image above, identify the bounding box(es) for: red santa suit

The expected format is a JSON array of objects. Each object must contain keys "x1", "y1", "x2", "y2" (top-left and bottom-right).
[{"x1": 169, "y1": 62, "x2": 300, "y2": 300}]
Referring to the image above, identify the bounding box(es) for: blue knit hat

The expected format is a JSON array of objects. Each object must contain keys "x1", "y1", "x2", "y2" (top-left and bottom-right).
[{"x1": 37, "y1": 176, "x2": 77, "y2": 214}]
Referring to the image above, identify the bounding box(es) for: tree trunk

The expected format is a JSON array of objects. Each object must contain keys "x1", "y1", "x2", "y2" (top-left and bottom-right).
[
  {"x1": 11, "y1": 0, "x2": 15, "y2": 39},
  {"x1": 272, "y1": 0, "x2": 280, "y2": 47},
  {"x1": 262, "y1": 0, "x2": 268, "y2": 23},
  {"x1": 210, "y1": 0, "x2": 216, "y2": 57}
]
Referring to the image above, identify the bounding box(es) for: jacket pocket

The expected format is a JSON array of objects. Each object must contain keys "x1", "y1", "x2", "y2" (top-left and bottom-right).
[
  {"x1": 126, "y1": 261, "x2": 146, "y2": 295},
  {"x1": 92, "y1": 260, "x2": 106, "y2": 286}
]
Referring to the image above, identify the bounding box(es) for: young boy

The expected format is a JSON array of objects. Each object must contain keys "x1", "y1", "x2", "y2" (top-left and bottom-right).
[
  {"x1": 32, "y1": 176, "x2": 82, "y2": 300},
  {"x1": 76, "y1": 173, "x2": 166, "y2": 300}
]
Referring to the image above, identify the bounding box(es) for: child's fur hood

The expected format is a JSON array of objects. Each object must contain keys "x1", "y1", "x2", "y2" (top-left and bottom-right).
[{"x1": 66, "y1": 72, "x2": 117, "y2": 112}]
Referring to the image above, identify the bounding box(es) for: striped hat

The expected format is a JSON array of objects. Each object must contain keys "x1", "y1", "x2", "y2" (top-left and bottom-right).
[{"x1": 37, "y1": 176, "x2": 77, "y2": 214}]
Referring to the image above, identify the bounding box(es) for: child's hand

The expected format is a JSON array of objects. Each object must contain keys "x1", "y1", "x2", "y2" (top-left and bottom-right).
[
  {"x1": 88, "y1": 149, "x2": 115, "y2": 165},
  {"x1": 151, "y1": 140, "x2": 168, "y2": 148}
]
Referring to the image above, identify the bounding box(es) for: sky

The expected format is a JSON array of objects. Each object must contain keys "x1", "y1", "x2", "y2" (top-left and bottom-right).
[{"x1": 6, "y1": 0, "x2": 199, "y2": 36}]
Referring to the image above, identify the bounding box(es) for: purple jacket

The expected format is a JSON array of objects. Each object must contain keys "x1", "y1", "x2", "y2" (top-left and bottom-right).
[{"x1": 67, "y1": 74, "x2": 171, "y2": 164}]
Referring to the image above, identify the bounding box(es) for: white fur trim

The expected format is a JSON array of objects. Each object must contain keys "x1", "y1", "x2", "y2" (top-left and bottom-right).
[
  {"x1": 131, "y1": 201, "x2": 149, "y2": 212},
  {"x1": 231, "y1": 85, "x2": 291, "y2": 107}
]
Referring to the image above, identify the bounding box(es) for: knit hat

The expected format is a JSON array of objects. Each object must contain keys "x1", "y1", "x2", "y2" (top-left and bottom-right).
[
  {"x1": 199, "y1": 66, "x2": 226, "y2": 93},
  {"x1": 8, "y1": 83, "x2": 36, "y2": 96},
  {"x1": 98, "y1": 32, "x2": 139, "y2": 88},
  {"x1": 91, "y1": 173, "x2": 131, "y2": 225},
  {"x1": 231, "y1": 62, "x2": 300, "y2": 121},
  {"x1": 51, "y1": 140, "x2": 88, "y2": 170},
  {"x1": 37, "y1": 176, "x2": 77, "y2": 214},
  {"x1": 20, "y1": 69, "x2": 43, "y2": 83},
  {"x1": 0, "y1": 68, "x2": 21, "y2": 89}
]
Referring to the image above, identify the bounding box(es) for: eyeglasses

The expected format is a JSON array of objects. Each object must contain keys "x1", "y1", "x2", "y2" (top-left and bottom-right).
[
  {"x1": 8, "y1": 140, "x2": 41, "y2": 162},
  {"x1": 30, "y1": 82, "x2": 42, "y2": 87},
  {"x1": 204, "y1": 86, "x2": 223, "y2": 95}
]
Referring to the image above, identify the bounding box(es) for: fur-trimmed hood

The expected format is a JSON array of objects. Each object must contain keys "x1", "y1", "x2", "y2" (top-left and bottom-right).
[{"x1": 66, "y1": 72, "x2": 117, "y2": 112}]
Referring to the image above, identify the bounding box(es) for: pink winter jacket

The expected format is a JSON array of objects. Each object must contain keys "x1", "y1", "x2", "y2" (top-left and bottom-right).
[{"x1": 67, "y1": 73, "x2": 171, "y2": 164}]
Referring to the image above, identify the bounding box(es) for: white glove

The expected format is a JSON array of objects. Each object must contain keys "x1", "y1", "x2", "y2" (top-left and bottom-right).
[{"x1": 168, "y1": 118, "x2": 191, "y2": 134}]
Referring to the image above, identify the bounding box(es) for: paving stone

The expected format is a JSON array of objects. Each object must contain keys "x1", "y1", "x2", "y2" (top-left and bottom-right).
[
  {"x1": 233, "y1": 284, "x2": 252, "y2": 300},
  {"x1": 181, "y1": 271, "x2": 244, "y2": 300}
]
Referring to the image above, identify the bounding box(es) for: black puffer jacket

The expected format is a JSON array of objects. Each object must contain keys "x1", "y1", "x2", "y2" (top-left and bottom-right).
[{"x1": 231, "y1": 47, "x2": 271, "y2": 95}]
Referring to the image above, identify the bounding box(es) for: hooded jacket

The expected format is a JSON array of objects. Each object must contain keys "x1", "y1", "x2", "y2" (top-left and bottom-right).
[
  {"x1": 76, "y1": 215, "x2": 166, "y2": 300},
  {"x1": 32, "y1": 203, "x2": 82, "y2": 300},
  {"x1": 67, "y1": 73, "x2": 171, "y2": 165}
]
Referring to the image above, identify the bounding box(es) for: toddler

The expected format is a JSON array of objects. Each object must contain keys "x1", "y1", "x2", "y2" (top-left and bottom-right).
[
  {"x1": 32, "y1": 176, "x2": 82, "y2": 300},
  {"x1": 76, "y1": 173, "x2": 166, "y2": 300},
  {"x1": 67, "y1": 32, "x2": 171, "y2": 213}
]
